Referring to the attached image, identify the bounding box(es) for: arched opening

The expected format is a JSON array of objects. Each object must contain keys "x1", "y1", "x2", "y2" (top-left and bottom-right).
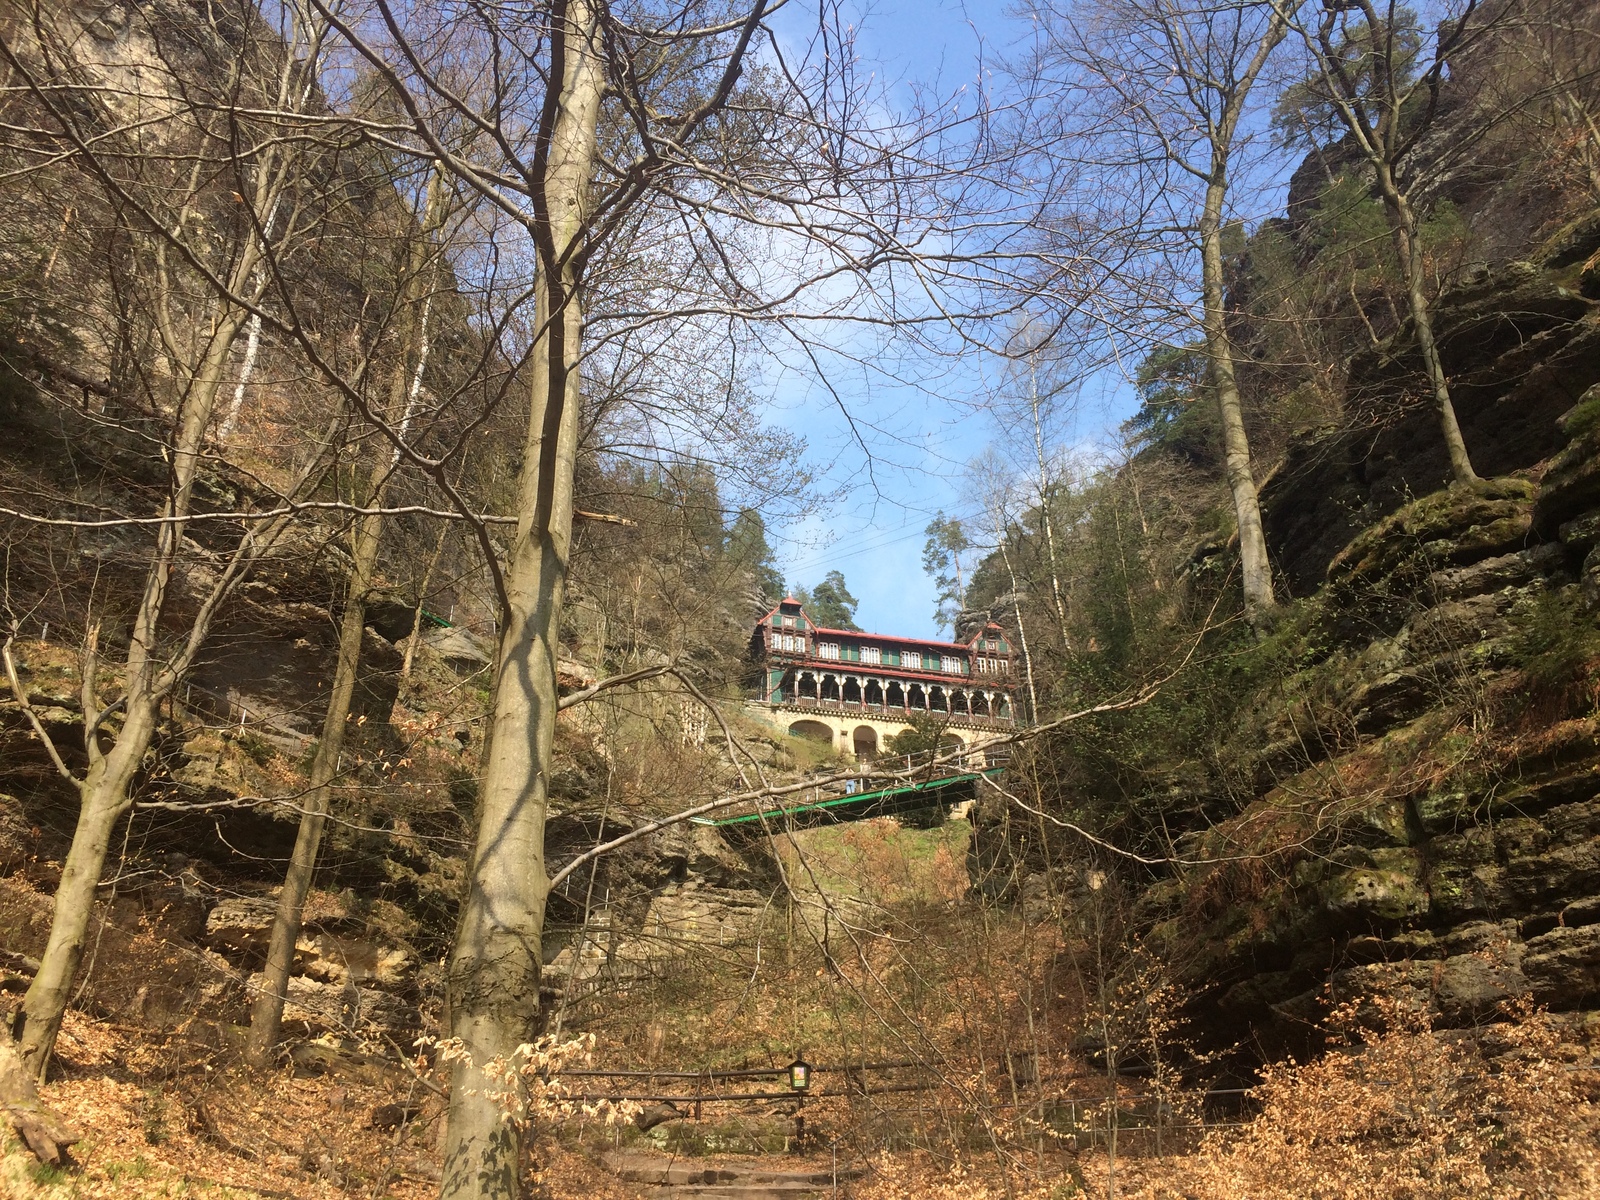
[
  {"x1": 797, "y1": 672, "x2": 818, "y2": 701},
  {"x1": 908, "y1": 684, "x2": 926, "y2": 709},
  {"x1": 853, "y1": 725, "x2": 878, "y2": 760},
  {"x1": 864, "y1": 679, "x2": 884, "y2": 707},
  {"x1": 953, "y1": 691, "x2": 971, "y2": 716},
  {"x1": 788, "y1": 719, "x2": 833, "y2": 743},
  {"x1": 886, "y1": 681, "x2": 906, "y2": 708},
  {"x1": 930, "y1": 686, "x2": 949, "y2": 713},
  {"x1": 842, "y1": 677, "x2": 862, "y2": 704},
  {"x1": 998, "y1": 696, "x2": 1012, "y2": 720},
  {"x1": 978, "y1": 693, "x2": 993, "y2": 718},
  {"x1": 820, "y1": 674, "x2": 841, "y2": 702},
  {"x1": 939, "y1": 732, "x2": 965, "y2": 748}
]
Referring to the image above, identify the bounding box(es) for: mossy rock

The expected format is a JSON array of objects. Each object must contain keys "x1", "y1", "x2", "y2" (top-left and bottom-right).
[
  {"x1": 1538, "y1": 206, "x2": 1600, "y2": 270},
  {"x1": 1316, "y1": 848, "x2": 1428, "y2": 925},
  {"x1": 1534, "y1": 383, "x2": 1600, "y2": 532},
  {"x1": 1327, "y1": 478, "x2": 1535, "y2": 594}
]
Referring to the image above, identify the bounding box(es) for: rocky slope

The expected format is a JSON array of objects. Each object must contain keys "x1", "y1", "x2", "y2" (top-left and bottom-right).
[{"x1": 969, "y1": 207, "x2": 1600, "y2": 1065}]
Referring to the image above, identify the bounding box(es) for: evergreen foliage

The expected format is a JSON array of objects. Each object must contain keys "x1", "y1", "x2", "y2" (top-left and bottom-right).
[
  {"x1": 796, "y1": 569, "x2": 861, "y2": 629},
  {"x1": 922, "y1": 512, "x2": 972, "y2": 631}
]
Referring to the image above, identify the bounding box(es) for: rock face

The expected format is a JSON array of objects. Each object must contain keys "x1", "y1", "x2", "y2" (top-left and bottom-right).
[
  {"x1": 1155, "y1": 448, "x2": 1600, "y2": 1052},
  {"x1": 970, "y1": 370, "x2": 1600, "y2": 1060},
  {"x1": 543, "y1": 815, "x2": 777, "y2": 995},
  {"x1": 1261, "y1": 251, "x2": 1600, "y2": 594}
]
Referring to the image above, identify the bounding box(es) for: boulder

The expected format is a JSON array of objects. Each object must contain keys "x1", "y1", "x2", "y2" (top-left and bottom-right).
[
  {"x1": 421, "y1": 624, "x2": 492, "y2": 668},
  {"x1": 263, "y1": 973, "x2": 411, "y2": 1037},
  {"x1": 1318, "y1": 850, "x2": 1429, "y2": 926},
  {"x1": 297, "y1": 932, "x2": 412, "y2": 988},
  {"x1": 203, "y1": 897, "x2": 277, "y2": 957},
  {"x1": 1522, "y1": 923, "x2": 1600, "y2": 1008}
]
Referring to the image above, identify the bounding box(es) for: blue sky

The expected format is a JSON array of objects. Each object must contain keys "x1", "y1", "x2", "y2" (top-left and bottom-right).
[{"x1": 758, "y1": 0, "x2": 1141, "y2": 641}]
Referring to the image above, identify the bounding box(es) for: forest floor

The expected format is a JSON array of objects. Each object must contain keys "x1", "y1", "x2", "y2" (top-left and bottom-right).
[{"x1": 0, "y1": 1011, "x2": 637, "y2": 1200}]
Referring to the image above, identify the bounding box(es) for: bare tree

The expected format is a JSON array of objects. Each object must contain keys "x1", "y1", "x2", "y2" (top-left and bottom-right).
[
  {"x1": 245, "y1": 165, "x2": 455, "y2": 1065},
  {"x1": 1030, "y1": 0, "x2": 1294, "y2": 624},
  {"x1": 0, "y1": 0, "x2": 359, "y2": 1075},
  {"x1": 1291, "y1": 0, "x2": 1492, "y2": 485}
]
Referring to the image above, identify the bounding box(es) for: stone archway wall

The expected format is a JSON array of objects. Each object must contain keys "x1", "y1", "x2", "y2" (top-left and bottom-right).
[
  {"x1": 853, "y1": 725, "x2": 879, "y2": 759},
  {"x1": 748, "y1": 703, "x2": 1004, "y2": 764}
]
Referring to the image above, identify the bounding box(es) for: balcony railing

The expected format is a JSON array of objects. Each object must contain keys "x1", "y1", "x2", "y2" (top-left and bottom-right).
[{"x1": 758, "y1": 695, "x2": 1014, "y2": 726}]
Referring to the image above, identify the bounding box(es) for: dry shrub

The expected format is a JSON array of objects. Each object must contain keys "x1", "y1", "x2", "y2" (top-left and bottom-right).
[
  {"x1": 1136, "y1": 997, "x2": 1600, "y2": 1200},
  {"x1": 852, "y1": 1152, "x2": 1068, "y2": 1200}
]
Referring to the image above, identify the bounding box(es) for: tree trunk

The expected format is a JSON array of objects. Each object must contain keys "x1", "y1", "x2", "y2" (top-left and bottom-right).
[
  {"x1": 1199, "y1": 178, "x2": 1276, "y2": 621},
  {"x1": 244, "y1": 508, "x2": 382, "y2": 1064},
  {"x1": 16, "y1": 307, "x2": 247, "y2": 1076},
  {"x1": 15, "y1": 706, "x2": 151, "y2": 1072},
  {"x1": 0, "y1": 1017, "x2": 79, "y2": 1164},
  {"x1": 1376, "y1": 167, "x2": 1479, "y2": 486},
  {"x1": 246, "y1": 167, "x2": 445, "y2": 1067},
  {"x1": 439, "y1": 3, "x2": 603, "y2": 1196}
]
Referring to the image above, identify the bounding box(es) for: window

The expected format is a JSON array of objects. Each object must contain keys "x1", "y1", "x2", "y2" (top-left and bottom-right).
[
  {"x1": 941, "y1": 655, "x2": 961, "y2": 674},
  {"x1": 999, "y1": 659, "x2": 1009, "y2": 674},
  {"x1": 862, "y1": 646, "x2": 881, "y2": 665},
  {"x1": 818, "y1": 643, "x2": 840, "y2": 660},
  {"x1": 902, "y1": 651, "x2": 921, "y2": 670}
]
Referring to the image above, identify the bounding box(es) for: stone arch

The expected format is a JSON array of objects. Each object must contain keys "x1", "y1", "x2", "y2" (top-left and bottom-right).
[
  {"x1": 853, "y1": 725, "x2": 878, "y2": 759},
  {"x1": 788, "y1": 719, "x2": 833, "y2": 743}
]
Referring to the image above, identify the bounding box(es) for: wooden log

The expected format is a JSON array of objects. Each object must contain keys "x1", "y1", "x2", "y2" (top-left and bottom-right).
[{"x1": 0, "y1": 1024, "x2": 80, "y2": 1165}]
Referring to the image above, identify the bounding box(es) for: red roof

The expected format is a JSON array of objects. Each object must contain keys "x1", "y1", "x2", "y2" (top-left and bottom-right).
[{"x1": 757, "y1": 608, "x2": 1009, "y2": 653}]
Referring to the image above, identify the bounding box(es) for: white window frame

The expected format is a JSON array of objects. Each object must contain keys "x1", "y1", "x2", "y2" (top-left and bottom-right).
[
  {"x1": 862, "y1": 646, "x2": 881, "y2": 665},
  {"x1": 902, "y1": 651, "x2": 921, "y2": 670},
  {"x1": 941, "y1": 655, "x2": 961, "y2": 674},
  {"x1": 818, "y1": 642, "x2": 840, "y2": 660}
]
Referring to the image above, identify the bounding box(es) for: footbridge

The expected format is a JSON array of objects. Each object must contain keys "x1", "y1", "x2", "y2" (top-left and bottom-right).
[{"x1": 692, "y1": 752, "x2": 1008, "y2": 834}]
